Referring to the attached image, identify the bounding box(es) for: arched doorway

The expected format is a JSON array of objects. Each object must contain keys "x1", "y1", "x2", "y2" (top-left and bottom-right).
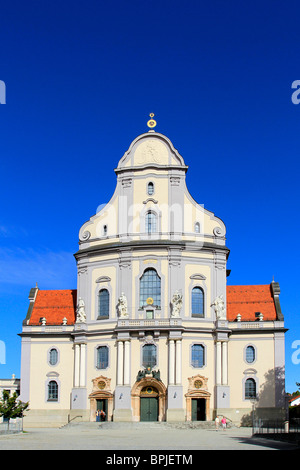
[
  {"x1": 131, "y1": 377, "x2": 167, "y2": 422},
  {"x1": 89, "y1": 376, "x2": 114, "y2": 422},
  {"x1": 140, "y1": 386, "x2": 159, "y2": 421},
  {"x1": 185, "y1": 374, "x2": 211, "y2": 421}
]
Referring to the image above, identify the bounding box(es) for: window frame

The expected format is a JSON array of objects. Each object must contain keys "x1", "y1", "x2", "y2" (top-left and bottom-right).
[
  {"x1": 245, "y1": 345, "x2": 256, "y2": 364},
  {"x1": 47, "y1": 380, "x2": 59, "y2": 402},
  {"x1": 96, "y1": 345, "x2": 109, "y2": 370},
  {"x1": 142, "y1": 343, "x2": 157, "y2": 369},
  {"x1": 97, "y1": 288, "x2": 110, "y2": 320},
  {"x1": 145, "y1": 211, "x2": 157, "y2": 234},
  {"x1": 139, "y1": 268, "x2": 161, "y2": 308},
  {"x1": 147, "y1": 181, "x2": 155, "y2": 196},
  {"x1": 245, "y1": 378, "x2": 257, "y2": 400},
  {"x1": 191, "y1": 343, "x2": 206, "y2": 368},
  {"x1": 49, "y1": 348, "x2": 58, "y2": 366},
  {"x1": 191, "y1": 286, "x2": 205, "y2": 318}
]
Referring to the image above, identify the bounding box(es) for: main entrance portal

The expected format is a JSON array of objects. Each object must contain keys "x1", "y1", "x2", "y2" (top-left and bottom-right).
[
  {"x1": 140, "y1": 396, "x2": 158, "y2": 421},
  {"x1": 131, "y1": 378, "x2": 167, "y2": 422},
  {"x1": 140, "y1": 386, "x2": 159, "y2": 421}
]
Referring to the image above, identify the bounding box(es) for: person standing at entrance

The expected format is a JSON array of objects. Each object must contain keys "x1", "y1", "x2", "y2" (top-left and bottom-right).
[
  {"x1": 215, "y1": 416, "x2": 220, "y2": 430},
  {"x1": 100, "y1": 409, "x2": 106, "y2": 421}
]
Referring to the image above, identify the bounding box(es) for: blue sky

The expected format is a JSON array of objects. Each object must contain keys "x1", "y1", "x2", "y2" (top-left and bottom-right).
[{"x1": 0, "y1": 0, "x2": 300, "y2": 393}]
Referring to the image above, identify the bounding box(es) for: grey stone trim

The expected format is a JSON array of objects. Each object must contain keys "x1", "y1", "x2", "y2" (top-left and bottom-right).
[
  {"x1": 19, "y1": 337, "x2": 31, "y2": 403},
  {"x1": 242, "y1": 371, "x2": 259, "y2": 402},
  {"x1": 271, "y1": 281, "x2": 284, "y2": 320},
  {"x1": 215, "y1": 385, "x2": 230, "y2": 409},
  {"x1": 47, "y1": 346, "x2": 60, "y2": 367},
  {"x1": 95, "y1": 282, "x2": 112, "y2": 321},
  {"x1": 94, "y1": 343, "x2": 110, "y2": 371},
  {"x1": 45, "y1": 376, "x2": 61, "y2": 404},
  {"x1": 23, "y1": 287, "x2": 38, "y2": 325},
  {"x1": 243, "y1": 343, "x2": 257, "y2": 365},
  {"x1": 274, "y1": 331, "x2": 285, "y2": 407},
  {"x1": 96, "y1": 276, "x2": 111, "y2": 283},
  {"x1": 189, "y1": 342, "x2": 207, "y2": 370},
  {"x1": 74, "y1": 240, "x2": 230, "y2": 260}
]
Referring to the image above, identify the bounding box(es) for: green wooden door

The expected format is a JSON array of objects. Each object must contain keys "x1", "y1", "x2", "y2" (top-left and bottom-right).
[
  {"x1": 140, "y1": 397, "x2": 158, "y2": 422},
  {"x1": 192, "y1": 399, "x2": 206, "y2": 421},
  {"x1": 192, "y1": 399, "x2": 198, "y2": 421}
]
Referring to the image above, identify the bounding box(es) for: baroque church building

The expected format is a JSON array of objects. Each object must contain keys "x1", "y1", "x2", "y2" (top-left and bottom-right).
[{"x1": 19, "y1": 120, "x2": 286, "y2": 427}]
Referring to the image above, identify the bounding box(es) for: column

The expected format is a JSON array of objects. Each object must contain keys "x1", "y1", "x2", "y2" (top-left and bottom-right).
[
  {"x1": 169, "y1": 340, "x2": 175, "y2": 385},
  {"x1": 117, "y1": 341, "x2": 124, "y2": 386},
  {"x1": 216, "y1": 341, "x2": 222, "y2": 385},
  {"x1": 79, "y1": 343, "x2": 86, "y2": 387},
  {"x1": 222, "y1": 341, "x2": 228, "y2": 385},
  {"x1": 123, "y1": 340, "x2": 130, "y2": 386},
  {"x1": 175, "y1": 340, "x2": 182, "y2": 385},
  {"x1": 74, "y1": 344, "x2": 80, "y2": 387}
]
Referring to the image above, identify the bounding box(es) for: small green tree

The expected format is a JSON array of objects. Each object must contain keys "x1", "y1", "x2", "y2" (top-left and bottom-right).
[{"x1": 0, "y1": 390, "x2": 29, "y2": 430}]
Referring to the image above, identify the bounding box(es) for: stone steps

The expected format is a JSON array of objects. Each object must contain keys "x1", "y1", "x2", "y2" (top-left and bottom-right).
[{"x1": 61, "y1": 420, "x2": 228, "y2": 430}]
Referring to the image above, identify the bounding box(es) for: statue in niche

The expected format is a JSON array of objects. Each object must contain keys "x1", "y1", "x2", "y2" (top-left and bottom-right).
[
  {"x1": 211, "y1": 294, "x2": 226, "y2": 320},
  {"x1": 117, "y1": 292, "x2": 128, "y2": 318},
  {"x1": 171, "y1": 290, "x2": 183, "y2": 318},
  {"x1": 76, "y1": 297, "x2": 86, "y2": 323}
]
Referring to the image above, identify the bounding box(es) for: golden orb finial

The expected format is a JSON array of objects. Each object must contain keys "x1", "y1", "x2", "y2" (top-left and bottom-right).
[{"x1": 147, "y1": 113, "x2": 157, "y2": 129}]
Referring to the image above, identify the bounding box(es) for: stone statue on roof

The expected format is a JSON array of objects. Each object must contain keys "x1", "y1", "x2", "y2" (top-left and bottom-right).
[
  {"x1": 118, "y1": 292, "x2": 128, "y2": 318},
  {"x1": 76, "y1": 297, "x2": 86, "y2": 323},
  {"x1": 211, "y1": 294, "x2": 226, "y2": 320},
  {"x1": 171, "y1": 290, "x2": 183, "y2": 318}
]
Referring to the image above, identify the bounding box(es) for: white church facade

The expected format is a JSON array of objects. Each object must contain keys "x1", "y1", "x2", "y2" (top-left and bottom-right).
[{"x1": 19, "y1": 122, "x2": 286, "y2": 427}]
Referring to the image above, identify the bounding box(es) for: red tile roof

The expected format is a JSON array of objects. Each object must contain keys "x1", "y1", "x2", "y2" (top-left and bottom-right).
[
  {"x1": 27, "y1": 284, "x2": 278, "y2": 325},
  {"x1": 29, "y1": 289, "x2": 77, "y2": 325},
  {"x1": 226, "y1": 284, "x2": 277, "y2": 321}
]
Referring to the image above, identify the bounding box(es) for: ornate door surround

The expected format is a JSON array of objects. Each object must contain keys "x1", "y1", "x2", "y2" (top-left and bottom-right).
[
  {"x1": 131, "y1": 377, "x2": 167, "y2": 422},
  {"x1": 89, "y1": 376, "x2": 114, "y2": 422},
  {"x1": 185, "y1": 375, "x2": 211, "y2": 421}
]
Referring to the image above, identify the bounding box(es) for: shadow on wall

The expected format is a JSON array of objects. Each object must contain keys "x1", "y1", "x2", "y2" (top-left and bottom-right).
[{"x1": 240, "y1": 366, "x2": 286, "y2": 426}]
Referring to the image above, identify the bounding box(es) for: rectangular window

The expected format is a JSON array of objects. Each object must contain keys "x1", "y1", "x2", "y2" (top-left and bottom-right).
[
  {"x1": 97, "y1": 346, "x2": 109, "y2": 369},
  {"x1": 142, "y1": 344, "x2": 157, "y2": 369},
  {"x1": 191, "y1": 344, "x2": 205, "y2": 368}
]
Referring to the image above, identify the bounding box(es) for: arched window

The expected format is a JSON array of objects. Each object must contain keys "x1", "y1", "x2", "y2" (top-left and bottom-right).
[
  {"x1": 195, "y1": 222, "x2": 200, "y2": 233},
  {"x1": 103, "y1": 225, "x2": 108, "y2": 236},
  {"x1": 192, "y1": 287, "x2": 204, "y2": 317},
  {"x1": 145, "y1": 211, "x2": 157, "y2": 233},
  {"x1": 191, "y1": 344, "x2": 205, "y2": 368},
  {"x1": 142, "y1": 344, "x2": 157, "y2": 369},
  {"x1": 98, "y1": 289, "x2": 109, "y2": 319},
  {"x1": 245, "y1": 378, "x2": 256, "y2": 399},
  {"x1": 147, "y1": 182, "x2": 154, "y2": 195},
  {"x1": 49, "y1": 348, "x2": 58, "y2": 366},
  {"x1": 246, "y1": 346, "x2": 255, "y2": 364},
  {"x1": 140, "y1": 268, "x2": 161, "y2": 308},
  {"x1": 97, "y1": 346, "x2": 109, "y2": 369},
  {"x1": 48, "y1": 381, "x2": 58, "y2": 401}
]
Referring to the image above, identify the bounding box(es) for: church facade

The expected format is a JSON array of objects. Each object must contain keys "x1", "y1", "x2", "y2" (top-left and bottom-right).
[{"x1": 19, "y1": 123, "x2": 286, "y2": 427}]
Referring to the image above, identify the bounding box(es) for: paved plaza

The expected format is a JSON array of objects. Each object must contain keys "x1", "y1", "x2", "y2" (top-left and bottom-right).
[{"x1": 0, "y1": 422, "x2": 297, "y2": 451}]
